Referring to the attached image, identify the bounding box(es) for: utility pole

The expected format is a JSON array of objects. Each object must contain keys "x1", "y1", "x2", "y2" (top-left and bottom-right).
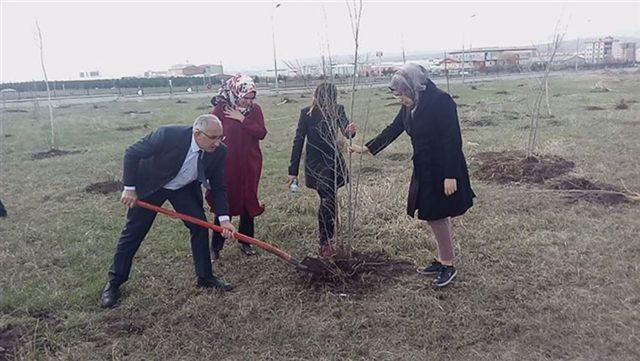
[{"x1": 271, "y1": 3, "x2": 282, "y2": 94}]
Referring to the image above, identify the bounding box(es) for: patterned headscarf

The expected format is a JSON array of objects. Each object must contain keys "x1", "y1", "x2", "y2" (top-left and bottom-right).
[
  {"x1": 211, "y1": 74, "x2": 257, "y2": 115},
  {"x1": 388, "y1": 63, "x2": 429, "y2": 107}
]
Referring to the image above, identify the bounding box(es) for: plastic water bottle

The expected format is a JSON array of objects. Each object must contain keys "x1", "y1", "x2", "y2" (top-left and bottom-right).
[{"x1": 290, "y1": 179, "x2": 299, "y2": 193}]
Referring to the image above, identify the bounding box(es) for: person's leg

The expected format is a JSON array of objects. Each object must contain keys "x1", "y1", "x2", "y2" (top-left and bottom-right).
[
  {"x1": 210, "y1": 216, "x2": 228, "y2": 259},
  {"x1": 0, "y1": 199, "x2": 7, "y2": 217},
  {"x1": 427, "y1": 217, "x2": 454, "y2": 265},
  {"x1": 168, "y1": 184, "x2": 214, "y2": 280},
  {"x1": 316, "y1": 187, "x2": 336, "y2": 256},
  {"x1": 238, "y1": 212, "x2": 255, "y2": 238},
  {"x1": 426, "y1": 217, "x2": 457, "y2": 287},
  {"x1": 108, "y1": 189, "x2": 169, "y2": 287},
  {"x1": 238, "y1": 212, "x2": 256, "y2": 255}
]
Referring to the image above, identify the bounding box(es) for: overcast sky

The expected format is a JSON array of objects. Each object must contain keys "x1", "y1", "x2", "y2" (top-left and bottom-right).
[{"x1": 1, "y1": 0, "x2": 638, "y2": 82}]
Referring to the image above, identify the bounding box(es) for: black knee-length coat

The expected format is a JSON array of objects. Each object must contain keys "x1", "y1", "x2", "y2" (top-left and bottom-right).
[
  {"x1": 289, "y1": 105, "x2": 353, "y2": 192},
  {"x1": 365, "y1": 80, "x2": 475, "y2": 221}
]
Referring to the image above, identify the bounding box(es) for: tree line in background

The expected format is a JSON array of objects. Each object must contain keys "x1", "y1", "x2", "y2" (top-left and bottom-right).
[
  {"x1": 0, "y1": 75, "x2": 228, "y2": 93},
  {"x1": 1, "y1": 60, "x2": 632, "y2": 95}
]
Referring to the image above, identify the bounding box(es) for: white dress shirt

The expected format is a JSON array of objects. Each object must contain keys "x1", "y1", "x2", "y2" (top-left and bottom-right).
[{"x1": 125, "y1": 135, "x2": 229, "y2": 222}]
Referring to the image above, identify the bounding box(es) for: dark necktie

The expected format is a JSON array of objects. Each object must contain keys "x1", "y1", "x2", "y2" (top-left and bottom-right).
[{"x1": 197, "y1": 150, "x2": 211, "y2": 190}]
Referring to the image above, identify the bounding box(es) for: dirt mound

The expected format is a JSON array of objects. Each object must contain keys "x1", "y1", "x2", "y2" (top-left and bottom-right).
[
  {"x1": 464, "y1": 116, "x2": 495, "y2": 127},
  {"x1": 495, "y1": 90, "x2": 509, "y2": 95},
  {"x1": 104, "y1": 314, "x2": 148, "y2": 337},
  {"x1": 176, "y1": 99, "x2": 188, "y2": 104},
  {"x1": 123, "y1": 110, "x2": 151, "y2": 115},
  {"x1": 3, "y1": 108, "x2": 28, "y2": 113},
  {"x1": 116, "y1": 125, "x2": 142, "y2": 131},
  {"x1": 32, "y1": 148, "x2": 81, "y2": 160},
  {"x1": 86, "y1": 180, "x2": 123, "y2": 194},
  {"x1": 359, "y1": 166, "x2": 381, "y2": 175},
  {"x1": 0, "y1": 326, "x2": 22, "y2": 360},
  {"x1": 195, "y1": 105, "x2": 211, "y2": 110},
  {"x1": 299, "y1": 250, "x2": 415, "y2": 293},
  {"x1": 277, "y1": 97, "x2": 298, "y2": 105},
  {"x1": 615, "y1": 99, "x2": 629, "y2": 110},
  {"x1": 386, "y1": 153, "x2": 411, "y2": 161},
  {"x1": 473, "y1": 151, "x2": 574, "y2": 184},
  {"x1": 546, "y1": 177, "x2": 633, "y2": 206},
  {"x1": 586, "y1": 106, "x2": 605, "y2": 111}
]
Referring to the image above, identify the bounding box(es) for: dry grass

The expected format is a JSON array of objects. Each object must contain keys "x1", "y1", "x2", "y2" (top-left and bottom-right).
[{"x1": 1, "y1": 70, "x2": 640, "y2": 360}]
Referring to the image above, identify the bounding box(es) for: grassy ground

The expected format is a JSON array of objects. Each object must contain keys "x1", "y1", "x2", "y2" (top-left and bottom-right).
[{"x1": 1, "y1": 70, "x2": 639, "y2": 360}]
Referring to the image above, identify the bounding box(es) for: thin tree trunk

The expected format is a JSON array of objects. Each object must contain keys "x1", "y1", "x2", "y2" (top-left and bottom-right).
[
  {"x1": 36, "y1": 21, "x2": 56, "y2": 149},
  {"x1": 345, "y1": 0, "x2": 363, "y2": 255}
]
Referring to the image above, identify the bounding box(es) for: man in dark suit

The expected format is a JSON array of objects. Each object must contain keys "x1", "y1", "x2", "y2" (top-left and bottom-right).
[{"x1": 101, "y1": 114, "x2": 236, "y2": 308}]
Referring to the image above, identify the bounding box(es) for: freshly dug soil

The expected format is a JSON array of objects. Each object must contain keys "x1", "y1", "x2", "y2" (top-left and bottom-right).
[
  {"x1": 86, "y1": 180, "x2": 123, "y2": 195},
  {"x1": 359, "y1": 166, "x2": 382, "y2": 175},
  {"x1": 32, "y1": 148, "x2": 81, "y2": 160},
  {"x1": 299, "y1": 250, "x2": 415, "y2": 293},
  {"x1": 123, "y1": 110, "x2": 151, "y2": 115},
  {"x1": 473, "y1": 151, "x2": 574, "y2": 184},
  {"x1": 0, "y1": 327, "x2": 22, "y2": 360},
  {"x1": 546, "y1": 177, "x2": 633, "y2": 206},
  {"x1": 385, "y1": 153, "x2": 411, "y2": 161},
  {"x1": 615, "y1": 100, "x2": 629, "y2": 110},
  {"x1": 464, "y1": 116, "x2": 495, "y2": 127},
  {"x1": 116, "y1": 125, "x2": 145, "y2": 131}
]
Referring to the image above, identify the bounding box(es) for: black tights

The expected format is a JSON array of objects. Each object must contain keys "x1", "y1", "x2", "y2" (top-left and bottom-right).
[
  {"x1": 211, "y1": 212, "x2": 254, "y2": 252},
  {"x1": 317, "y1": 188, "x2": 336, "y2": 246}
]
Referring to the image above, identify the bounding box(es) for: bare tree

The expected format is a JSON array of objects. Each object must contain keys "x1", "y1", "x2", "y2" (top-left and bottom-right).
[
  {"x1": 526, "y1": 20, "x2": 565, "y2": 158},
  {"x1": 35, "y1": 21, "x2": 56, "y2": 149},
  {"x1": 344, "y1": 0, "x2": 363, "y2": 254}
]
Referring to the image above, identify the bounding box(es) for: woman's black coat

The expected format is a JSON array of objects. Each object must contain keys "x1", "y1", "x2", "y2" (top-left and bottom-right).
[
  {"x1": 289, "y1": 105, "x2": 353, "y2": 192},
  {"x1": 366, "y1": 80, "x2": 475, "y2": 221}
]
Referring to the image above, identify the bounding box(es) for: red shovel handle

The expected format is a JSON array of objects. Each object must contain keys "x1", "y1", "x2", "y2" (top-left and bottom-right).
[{"x1": 135, "y1": 200, "x2": 295, "y2": 263}]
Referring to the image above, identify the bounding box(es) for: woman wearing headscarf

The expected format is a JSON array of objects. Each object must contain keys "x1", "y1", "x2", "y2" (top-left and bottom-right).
[
  {"x1": 288, "y1": 83, "x2": 357, "y2": 257},
  {"x1": 350, "y1": 63, "x2": 475, "y2": 287},
  {"x1": 206, "y1": 74, "x2": 267, "y2": 258}
]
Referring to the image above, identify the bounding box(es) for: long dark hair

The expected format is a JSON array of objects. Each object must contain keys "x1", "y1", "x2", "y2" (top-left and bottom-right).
[{"x1": 308, "y1": 82, "x2": 339, "y2": 120}]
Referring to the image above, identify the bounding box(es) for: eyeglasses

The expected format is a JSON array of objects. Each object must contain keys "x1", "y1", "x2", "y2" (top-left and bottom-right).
[{"x1": 199, "y1": 131, "x2": 225, "y2": 142}]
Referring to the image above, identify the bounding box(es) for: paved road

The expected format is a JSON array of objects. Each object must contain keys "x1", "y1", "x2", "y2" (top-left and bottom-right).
[{"x1": 1, "y1": 68, "x2": 635, "y2": 109}]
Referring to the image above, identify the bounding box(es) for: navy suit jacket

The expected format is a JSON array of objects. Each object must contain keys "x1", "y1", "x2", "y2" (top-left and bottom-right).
[{"x1": 122, "y1": 125, "x2": 229, "y2": 216}]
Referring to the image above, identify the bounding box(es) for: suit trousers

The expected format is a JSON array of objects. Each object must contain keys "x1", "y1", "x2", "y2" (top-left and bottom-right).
[{"x1": 108, "y1": 182, "x2": 213, "y2": 286}]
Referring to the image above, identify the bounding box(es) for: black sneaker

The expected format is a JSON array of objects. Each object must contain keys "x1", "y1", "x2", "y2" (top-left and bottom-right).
[
  {"x1": 417, "y1": 259, "x2": 444, "y2": 275},
  {"x1": 433, "y1": 266, "x2": 457, "y2": 288}
]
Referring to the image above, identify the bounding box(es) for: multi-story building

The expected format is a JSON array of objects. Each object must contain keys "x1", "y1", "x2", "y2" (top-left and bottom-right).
[
  {"x1": 612, "y1": 42, "x2": 637, "y2": 63},
  {"x1": 448, "y1": 46, "x2": 537, "y2": 69},
  {"x1": 583, "y1": 36, "x2": 617, "y2": 63}
]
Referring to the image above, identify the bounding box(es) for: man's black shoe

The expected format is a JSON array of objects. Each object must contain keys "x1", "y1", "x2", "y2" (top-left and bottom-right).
[
  {"x1": 197, "y1": 276, "x2": 234, "y2": 292},
  {"x1": 433, "y1": 266, "x2": 457, "y2": 288},
  {"x1": 239, "y1": 242, "x2": 257, "y2": 256},
  {"x1": 417, "y1": 259, "x2": 444, "y2": 275},
  {"x1": 100, "y1": 282, "x2": 119, "y2": 308}
]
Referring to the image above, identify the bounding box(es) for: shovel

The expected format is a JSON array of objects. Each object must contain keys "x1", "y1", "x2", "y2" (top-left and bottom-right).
[{"x1": 135, "y1": 200, "x2": 308, "y2": 270}]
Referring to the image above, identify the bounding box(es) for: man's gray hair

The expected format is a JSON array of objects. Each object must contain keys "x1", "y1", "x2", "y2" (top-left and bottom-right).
[{"x1": 193, "y1": 114, "x2": 221, "y2": 132}]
